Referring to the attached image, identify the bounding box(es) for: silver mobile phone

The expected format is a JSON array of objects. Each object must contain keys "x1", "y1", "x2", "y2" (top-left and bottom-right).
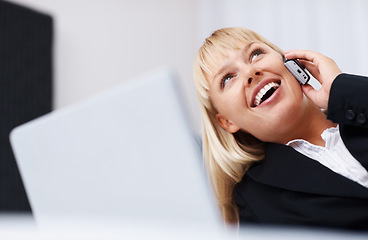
[{"x1": 284, "y1": 58, "x2": 310, "y2": 85}]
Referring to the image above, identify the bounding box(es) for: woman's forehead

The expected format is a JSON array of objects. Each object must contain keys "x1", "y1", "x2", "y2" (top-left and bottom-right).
[{"x1": 203, "y1": 41, "x2": 255, "y2": 76}]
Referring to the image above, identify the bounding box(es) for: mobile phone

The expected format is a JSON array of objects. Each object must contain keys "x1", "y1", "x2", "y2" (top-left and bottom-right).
[{"x1": 284, "y1": 57, "x2": 310, "y2": 85}]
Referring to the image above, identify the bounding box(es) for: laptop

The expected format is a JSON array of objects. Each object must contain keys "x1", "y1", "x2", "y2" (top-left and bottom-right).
[{"x1": 9, "y1": 67, "x2": 222, "y2": 231}]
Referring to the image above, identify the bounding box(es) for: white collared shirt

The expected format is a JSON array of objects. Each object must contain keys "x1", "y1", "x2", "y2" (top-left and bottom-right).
[{"x1": 286, "y1": 126, "x2": 368, "y2": 188}]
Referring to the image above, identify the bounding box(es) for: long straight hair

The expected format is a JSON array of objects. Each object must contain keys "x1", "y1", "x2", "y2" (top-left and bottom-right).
[{"x1": 193, "y1": 27, "x2": 283, "y2": 224}]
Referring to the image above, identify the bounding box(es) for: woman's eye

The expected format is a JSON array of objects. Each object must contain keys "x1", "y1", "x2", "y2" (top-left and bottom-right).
[
  {"x1": 250, "y1": 48, "x2": 264, "y2": 62},
  {"x1": 221, "y1": 74, "x2": 235, "y2": 88}
]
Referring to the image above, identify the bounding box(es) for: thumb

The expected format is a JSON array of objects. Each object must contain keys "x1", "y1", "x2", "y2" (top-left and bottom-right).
[
  {"x1": 301, "y1": 84, "x2": 318, "y2": 102},
  {"x1": 301, "y1": 84, "x2": 328, "y2": 109}
]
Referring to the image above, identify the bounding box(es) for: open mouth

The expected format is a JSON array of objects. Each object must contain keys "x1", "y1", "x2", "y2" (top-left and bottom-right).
[{"x1": 252, "y1": 81, "x2": 281, "y2": 107}]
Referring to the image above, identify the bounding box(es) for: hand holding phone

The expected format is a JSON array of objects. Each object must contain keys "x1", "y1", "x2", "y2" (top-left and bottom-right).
[{"x1": 283, "y1": 50, "x2": 342, "y2": 109}]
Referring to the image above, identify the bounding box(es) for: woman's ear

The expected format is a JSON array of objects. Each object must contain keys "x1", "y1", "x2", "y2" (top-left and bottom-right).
[{"x1": 215, "y1": 113, "x2": 240, "y2": 133}]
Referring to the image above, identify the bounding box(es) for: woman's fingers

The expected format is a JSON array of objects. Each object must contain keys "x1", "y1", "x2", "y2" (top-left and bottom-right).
[
  {"x1": 284, "y1": 50, "x2": 341, "y2": 81},
  {"x1": 284, "y1": 50, "x2": 320, "y2": 63}
]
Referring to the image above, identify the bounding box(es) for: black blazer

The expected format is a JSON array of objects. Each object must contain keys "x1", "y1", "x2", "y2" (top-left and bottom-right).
[{"x1": 234, "y1": 74, "x2": 368, "y2": 230}]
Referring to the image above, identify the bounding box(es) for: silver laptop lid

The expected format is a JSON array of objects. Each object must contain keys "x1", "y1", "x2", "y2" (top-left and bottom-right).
[{"x1": 10, "y1": 67, "x2": 221, "y2": 229}]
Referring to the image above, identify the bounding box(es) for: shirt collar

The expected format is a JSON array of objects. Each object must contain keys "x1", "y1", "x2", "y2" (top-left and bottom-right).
[{"x1": 286, "y1": 125, "x2": 339, "y2": 150}]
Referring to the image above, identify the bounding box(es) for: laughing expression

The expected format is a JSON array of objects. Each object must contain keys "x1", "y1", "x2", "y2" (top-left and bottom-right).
[{"x1": 208, "y1": 42, "x2": 307, "y2": 144}]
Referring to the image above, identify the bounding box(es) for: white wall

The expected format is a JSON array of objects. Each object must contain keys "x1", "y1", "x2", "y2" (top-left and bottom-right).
[
  {"x1": 9, "y1": 0, "x2": 201, "y2": 132},
  {"x1": 198, "y1": 0, "x2": 368, "y2": 77},
  {"x1": 7, "y1": 0, "x2": 368, "y2": 134}
]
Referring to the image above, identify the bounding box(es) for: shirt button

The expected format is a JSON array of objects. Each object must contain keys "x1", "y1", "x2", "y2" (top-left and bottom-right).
[
  {"x1": 345, "y1": 109, "x2": 355, "y2": 120},
  {"x1": 357, "y1": 113, "x2": 367, "y2": 124}
]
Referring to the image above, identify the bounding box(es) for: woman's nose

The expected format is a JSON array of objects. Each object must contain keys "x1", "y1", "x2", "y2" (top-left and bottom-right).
[{"x1": 245, "y1": 70, "x2": 261, "y2": 87}]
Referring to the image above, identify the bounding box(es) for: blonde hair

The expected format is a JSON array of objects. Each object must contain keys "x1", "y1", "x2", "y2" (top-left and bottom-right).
[{"x1": 193, "y1": 27, "x2": 283, "y2": 224}]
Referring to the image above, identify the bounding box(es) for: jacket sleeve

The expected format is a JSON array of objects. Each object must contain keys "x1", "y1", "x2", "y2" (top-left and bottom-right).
[
  {"x1": 327, "y1": 73, "x2": 368, "y2": 169},
  {"x1": 327, "y1": 73, "x2": 368, "y2": 128}
]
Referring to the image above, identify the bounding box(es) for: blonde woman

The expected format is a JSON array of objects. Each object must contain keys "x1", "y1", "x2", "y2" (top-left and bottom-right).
[{"x1": 193, "y1": 27, "x2": 368, "y2": 230}]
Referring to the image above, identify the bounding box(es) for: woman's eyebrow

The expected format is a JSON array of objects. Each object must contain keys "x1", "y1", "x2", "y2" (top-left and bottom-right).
[
  {"x1": 213, "y1": 42, "x2": 256, "y2": 80},
  {"x1": 241, "y1": 42, "x2": 256, "y2": 56},
  {"x1": 214, "y1": 64, "x2": 231, "y2": 80}
]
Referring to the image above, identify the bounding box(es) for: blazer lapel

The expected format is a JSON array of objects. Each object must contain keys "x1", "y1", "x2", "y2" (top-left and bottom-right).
[{"x1": 246, "y1": 143, "x2": 368, "y2": 198}]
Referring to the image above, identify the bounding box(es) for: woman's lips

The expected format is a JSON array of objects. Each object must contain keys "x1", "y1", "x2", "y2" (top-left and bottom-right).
[{"x1": 251, "y1": 79, "x2": 281, "y2": 108}]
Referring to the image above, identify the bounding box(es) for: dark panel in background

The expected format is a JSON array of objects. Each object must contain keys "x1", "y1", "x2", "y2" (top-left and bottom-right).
[{"x1": 0, "y1": 0, "x2": 53, "y2": 212}]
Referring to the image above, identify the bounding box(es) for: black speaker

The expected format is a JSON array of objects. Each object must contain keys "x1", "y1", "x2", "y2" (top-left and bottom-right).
[{"x1": 0, "y1": 0, "x2": 53, "y2": 212}]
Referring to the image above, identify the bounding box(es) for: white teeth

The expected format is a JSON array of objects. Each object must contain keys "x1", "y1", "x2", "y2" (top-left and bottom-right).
[{"x1": 254, "y1": 82, "x2": 280, "y2": 107}]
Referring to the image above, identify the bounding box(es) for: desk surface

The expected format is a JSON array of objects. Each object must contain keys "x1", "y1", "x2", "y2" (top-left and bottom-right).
[{"x1": 1, "y1": 214, "x2": 367, "y2": 240}]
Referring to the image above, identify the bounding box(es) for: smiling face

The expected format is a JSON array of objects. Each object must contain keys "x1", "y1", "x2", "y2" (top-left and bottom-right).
[{"x1": 207, "y1": 42, "x2": 307, "y2": 144}]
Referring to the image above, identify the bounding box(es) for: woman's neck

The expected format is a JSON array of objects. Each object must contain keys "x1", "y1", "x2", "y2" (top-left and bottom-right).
[
  {"x1": 284, "y1": 97, "x2": 337, "y2": 147},
  {"x1": 302, "y1": 110, "x2": 337, "y2": 147}
]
